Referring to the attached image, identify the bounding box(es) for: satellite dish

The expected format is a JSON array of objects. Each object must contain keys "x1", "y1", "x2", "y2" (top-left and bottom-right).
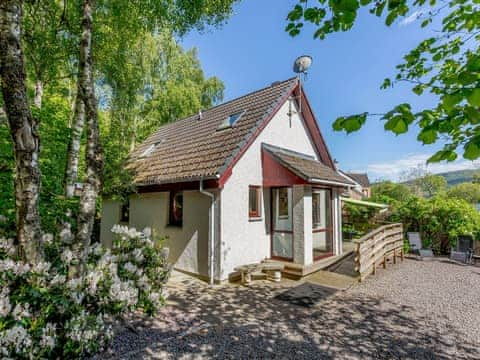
[{"x1": 293, "y1": 55, "x2": 312, "y2": 74}]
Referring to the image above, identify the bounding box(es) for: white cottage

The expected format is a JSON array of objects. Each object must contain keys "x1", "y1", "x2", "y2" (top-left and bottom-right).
[{"x1": 100, "y1": 78, "x2": 354, "y2": 282}]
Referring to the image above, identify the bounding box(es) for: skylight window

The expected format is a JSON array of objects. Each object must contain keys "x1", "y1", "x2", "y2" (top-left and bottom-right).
[
  {"x1": 218, "y1": 110, "x2": 246, "y2": 130},
  {"x1": 140, "y1": 140, "x2": 162, "y2": 157}
]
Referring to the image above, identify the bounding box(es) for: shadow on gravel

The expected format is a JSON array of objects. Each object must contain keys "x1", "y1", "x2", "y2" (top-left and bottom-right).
[
  {"x1": 274, "y1": 282, "x2": 337, "y2": 307},
  {"x1": 100, "y1": 279, "x2": 480, "y2": 360}
]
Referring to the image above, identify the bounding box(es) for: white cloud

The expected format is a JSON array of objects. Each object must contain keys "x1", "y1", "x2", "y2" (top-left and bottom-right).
[
  {"x1": 399, "y1": 10, "x2": 425, "y2": 26},
  {"x1": 365, "y1": 153, "x2": 480, "y2": 181}
]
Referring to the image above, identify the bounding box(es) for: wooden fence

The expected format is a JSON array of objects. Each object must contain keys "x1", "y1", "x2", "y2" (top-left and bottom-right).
[{"x1": 353, "y1": 223, "x2": 404, "y2": 282}]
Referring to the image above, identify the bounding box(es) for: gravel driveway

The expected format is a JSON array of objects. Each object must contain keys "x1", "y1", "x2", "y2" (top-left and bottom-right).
[{"x1": 100, "y1": 258, "x2": 480, "y2": 359}]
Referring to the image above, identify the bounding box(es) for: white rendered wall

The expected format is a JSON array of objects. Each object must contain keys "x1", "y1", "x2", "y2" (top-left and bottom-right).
[
  {"x1": 220, "y1": 99, "x2": 320, "y2": 279},
  {"x1": 293, "y1": 185, "x2": 313, "y2": 265},
  {"x1": 113, "y1": 191, "x2": 212, "y2": 277}
]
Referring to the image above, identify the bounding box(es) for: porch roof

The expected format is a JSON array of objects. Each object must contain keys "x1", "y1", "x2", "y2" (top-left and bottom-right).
[{"x1": 262, "y1": 144, "x2": 354, "y2": 187}]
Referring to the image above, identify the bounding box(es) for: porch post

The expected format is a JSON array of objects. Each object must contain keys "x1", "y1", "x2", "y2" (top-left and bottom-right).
[
  {"x1": 333, "y1": 189, "x2": 343, "y2": 256},
  {"x1": 292, "y1": 185, "x2": 313, "y2": 265}
]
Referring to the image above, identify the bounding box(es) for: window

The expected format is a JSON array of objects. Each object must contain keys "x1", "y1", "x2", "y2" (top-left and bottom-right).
[
  {"x1": 169, "y1": 191, "x2": 183, "y2": 226},
  {"x1": 312, "y1": 190, "x2": 331, "y2": 230},
  {"x1": 120, "y1": 201, "x2": 129, "y2": 223},
  {"x1": 249, "y1": 186, "x2": 261, "y2": 218},
  {"x1": 140, "y1": 139, "x2": 163, "y2": 157},
  {"x1": 218, "y1": 110, "x2": 246, "y2": 130},
  {"x1": 277, "y1": 187, "x2": 289, "y2": 218}
]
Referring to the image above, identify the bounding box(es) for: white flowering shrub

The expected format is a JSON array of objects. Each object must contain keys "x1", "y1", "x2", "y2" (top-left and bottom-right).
[{"x1": 0, "y1": 225, "x2": 171, "y2": 358}]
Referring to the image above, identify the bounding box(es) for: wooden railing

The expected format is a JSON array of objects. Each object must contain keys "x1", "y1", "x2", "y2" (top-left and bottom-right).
[{"x1": 353, "y1": 223, "x2": 404, "y2": 282}]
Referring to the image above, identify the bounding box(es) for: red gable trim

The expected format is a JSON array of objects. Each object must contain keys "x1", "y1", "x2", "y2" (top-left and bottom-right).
[
  {"x1": 218, "y1": 80, "x2": 336, "y2": 187},
  {"x1": 262, "y1": 149, "x2": 307, "y2": 187}
]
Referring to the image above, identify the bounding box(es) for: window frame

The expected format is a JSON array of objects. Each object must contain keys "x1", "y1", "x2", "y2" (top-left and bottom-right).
[
  {"x1": 169, "y1": 191, "x2": 183, "y2": 227},
  {"x1": 120, "y1": 200, "x2": 130, "y2": 223},
  {"x1": 248, "y1": 185, "x2": 262, "y2": 219}
]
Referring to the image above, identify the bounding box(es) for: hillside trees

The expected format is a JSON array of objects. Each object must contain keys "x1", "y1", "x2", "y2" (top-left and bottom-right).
[{"x1": 287, "y1": 0, "x2": 480, "y2": 162}]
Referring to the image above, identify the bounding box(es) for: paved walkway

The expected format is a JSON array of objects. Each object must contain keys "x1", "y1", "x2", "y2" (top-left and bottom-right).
[{"x1": 101, "y1": 259, "x2": 480, "y2": 359}]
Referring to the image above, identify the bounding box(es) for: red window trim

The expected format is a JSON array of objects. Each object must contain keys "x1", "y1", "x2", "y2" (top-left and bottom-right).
[{"x1": 249, "y1": 186, "x2": 262, "y2": 218}]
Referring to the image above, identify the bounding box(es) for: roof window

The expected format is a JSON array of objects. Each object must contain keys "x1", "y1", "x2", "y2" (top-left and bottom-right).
[
  {"x1": 218, "y1": 110, "x2": 246, "y2": 130},
  {"x1": 140, "y1": 140, "x2": 163, "y2": 157}
]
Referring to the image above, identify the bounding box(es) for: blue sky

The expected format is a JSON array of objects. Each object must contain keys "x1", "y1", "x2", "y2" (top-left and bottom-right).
[{"x1": 181, "y1": 0, "x2": 479, "y2": 181}]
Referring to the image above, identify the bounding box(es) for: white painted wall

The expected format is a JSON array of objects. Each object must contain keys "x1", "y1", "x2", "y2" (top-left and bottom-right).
[
  {"x1": 100, "y1": 191, "x2": 212, "y2": 278},
  {"x1": 220, "y1": 99, "x2": 320, "y2": 279}
]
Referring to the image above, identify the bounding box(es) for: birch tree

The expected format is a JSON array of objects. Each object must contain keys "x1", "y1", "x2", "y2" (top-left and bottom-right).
[
  {"x1": 0, "y1": 0, "x2": 43, "y2": 263},
  {"x1": 71, "y1": 0, "x2": 102, "y2": 274}
]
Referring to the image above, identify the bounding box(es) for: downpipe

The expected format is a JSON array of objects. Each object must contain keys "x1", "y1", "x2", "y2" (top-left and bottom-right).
[{"x1": 200, "y1": 180, "x2": 215, "y2": 285}]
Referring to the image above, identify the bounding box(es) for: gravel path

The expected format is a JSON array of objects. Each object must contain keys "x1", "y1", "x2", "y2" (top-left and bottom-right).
[{"x1": 99, "y1": 259, "x2": 480, "y2": 359}]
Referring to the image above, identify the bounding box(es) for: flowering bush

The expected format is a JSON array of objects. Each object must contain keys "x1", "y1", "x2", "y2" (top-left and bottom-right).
[{"x1": 0, "y1": 225, "x2": 171, "y2": 358}]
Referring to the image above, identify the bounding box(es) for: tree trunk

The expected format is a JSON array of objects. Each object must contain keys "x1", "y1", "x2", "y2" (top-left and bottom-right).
[
  {"x1": 0, "y1": 0, "x2": 43, "y2": 264},
  {"x1": 64, "y1": 94, "x2": 85, "y2": 198},
  {"x1": 71, "y1": 0, "x2": 103, "y2": 276},
  {"x1": 33, "y1": 79, "x2": 43, "y2": 109}
]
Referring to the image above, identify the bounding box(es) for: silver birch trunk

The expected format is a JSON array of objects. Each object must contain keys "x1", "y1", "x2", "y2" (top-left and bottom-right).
[
  {"x1": 0, "y1": 0, "x2": 43, "y2": 264},
  {"x1": 64, "y1": 94, "x2": 85, "y2": 198},
  {"x1": 71, "y1": 0, "x2": 103, "y2": 276},
  {"x1": 33, "y1": 79, "x2": 43, "y2": 109}
]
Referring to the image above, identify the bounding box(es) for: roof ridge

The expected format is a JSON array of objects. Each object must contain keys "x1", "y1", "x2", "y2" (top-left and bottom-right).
[{"x1": 203, "y1": 77, "x2": 298, "y2": 114}]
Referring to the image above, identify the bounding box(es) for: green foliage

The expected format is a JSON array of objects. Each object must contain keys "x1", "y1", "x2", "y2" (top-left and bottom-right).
[
  {"x1": 0, "y1": 121, "x2": 14, "y2": 237},
  {"x1": 447, "y1": 182, "x2": 480, "y2": 203},
  {"x1": 287, "y1": 0, "x2": 480, "y2": 162},
  {"x1": 411, "y1": 174, "x2": 447, "y2": 198},
  {"x1": 389, "y1": 195, "x2": 480, "y2": 253},
  {"x1": 0, "y1": 226, "x2": 170, "y2": 358},
  {"x1": 99, "y1": 31, "x2": 225, "y2": 198},
  {"x1": 342, "y1": 202, "x2": 380, "y2": 238},
  {"x1": 0, "y1": 95, "x2": 78, "y2": 237},
  {"x1": 371, "y1": 181, "x2": 412, "y2": 203}
]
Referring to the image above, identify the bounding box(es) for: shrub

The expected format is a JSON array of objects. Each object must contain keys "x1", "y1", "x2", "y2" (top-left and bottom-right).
[
  {"x1": 389, "y1": 195, "x2": 480, "y2": 253},
  {"x1": 0, "y1": 225, "x2": 171, "y2": 358}
]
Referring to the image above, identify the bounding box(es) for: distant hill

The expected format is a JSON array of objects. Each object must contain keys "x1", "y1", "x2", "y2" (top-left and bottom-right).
[
  {"x1": 436, "y1": 169, "x2": 479, "y2": 186},
  {"x1": 398, "y1": 169, "x2": 480, "y2": 187}
]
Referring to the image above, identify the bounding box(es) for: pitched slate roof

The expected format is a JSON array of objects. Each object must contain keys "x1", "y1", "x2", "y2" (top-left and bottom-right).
[
  {"x1": 346, "y1": 173, "x2": 371, "y2": 187},
  {"x1": 263, "y1": 144, "x2": 354, "y2": 186}
]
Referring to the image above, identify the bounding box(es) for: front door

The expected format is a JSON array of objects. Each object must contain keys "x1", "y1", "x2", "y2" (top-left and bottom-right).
[{"x1": 271, "y1": 187, "x2": 293, "y2": 260}]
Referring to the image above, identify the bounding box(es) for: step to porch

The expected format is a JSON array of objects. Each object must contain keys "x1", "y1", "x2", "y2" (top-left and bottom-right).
[{"x1": 265, "y1": 250, "x2": 356, "y2": 280}]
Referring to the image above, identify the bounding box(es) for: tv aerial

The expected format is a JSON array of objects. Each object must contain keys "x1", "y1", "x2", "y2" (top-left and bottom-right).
[{"x1": 291, "y1": 55, "x2": 312, "y2": 114}]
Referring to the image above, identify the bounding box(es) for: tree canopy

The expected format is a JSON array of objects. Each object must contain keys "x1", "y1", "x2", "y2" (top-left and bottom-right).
[{"x1": 287, "y1": 0, "x2": 480, "y2": 163}]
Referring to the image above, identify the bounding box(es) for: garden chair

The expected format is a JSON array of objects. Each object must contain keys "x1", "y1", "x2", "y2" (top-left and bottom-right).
[
  {"x1": 407, "y1": 232, "x2": 434, "y2": 258},
  {"x1": 450, "y1": 235, "x2": 475, "y2": 264}
]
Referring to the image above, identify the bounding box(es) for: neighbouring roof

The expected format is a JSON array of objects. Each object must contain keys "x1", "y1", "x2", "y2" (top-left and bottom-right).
[
  {"x1": 263, "y1": 144, "x2": 354, "y2": 186},
  {"x1": 128, "y1": 77, "x2": 335, "y2": 186},
  {"x1": 345, "y1": 172, "x2": 371, "y2": 188}
]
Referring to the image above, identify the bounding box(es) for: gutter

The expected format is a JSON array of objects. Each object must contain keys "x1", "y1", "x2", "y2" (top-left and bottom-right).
[
  {"x1": 309, "y1": 178, "x2": 354, "y2": 188},
  {"x1": 200, "y1": 179, "x2": 215, "y2": 285}
]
